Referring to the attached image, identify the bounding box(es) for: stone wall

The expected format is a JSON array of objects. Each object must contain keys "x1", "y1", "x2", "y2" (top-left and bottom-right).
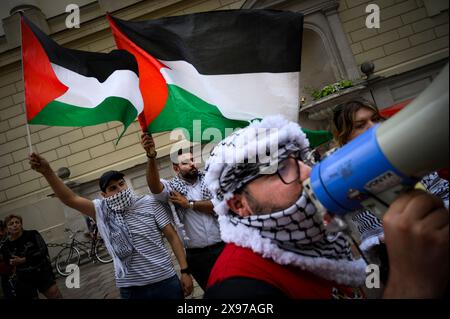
[{"x1": 339, "y1": 0, "x2": 448, "y2": 77}]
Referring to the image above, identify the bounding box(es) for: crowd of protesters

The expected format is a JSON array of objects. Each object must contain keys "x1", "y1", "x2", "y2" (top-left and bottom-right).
[{"x1": 0, "y1": 99, "x2": 448, "y2": 299}]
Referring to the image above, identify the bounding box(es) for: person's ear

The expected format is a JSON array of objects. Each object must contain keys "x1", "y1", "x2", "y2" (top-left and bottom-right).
[
  {"x1": 299, "y1": 161, "x2": 312, "y2": 182},
  {"x1": 173, "y1": 163, "x2": 180, "y2": 174},
  {"x1": 227, "y1": 194, "x2": 252, "y2": 217},
  {"x1": 100, "y1": 192, "x2": 106, "y2": 198}
]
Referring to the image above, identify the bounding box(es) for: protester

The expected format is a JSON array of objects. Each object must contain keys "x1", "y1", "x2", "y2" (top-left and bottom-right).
[
  {"x1": 29, "y1": 153, "x2": 193, "y2": 299},
  {"x1": 141, "y1": 134, "x2": 225, "y2": 291},
  {"x1": 332, "y1": 99, "x2": 448, "y2": 208},
  {"x1": 203, "y1": 115, "x2": 448, "y2": 298},
  {"x1": 331, "y1": 99, "x2": 449, "y2": 276},
  {"x1": 0, "y1": 220, "x2": 14, "y2": 299},
  {"x1": 0, "y1": 215, "x2": 62, "y2": 299}
]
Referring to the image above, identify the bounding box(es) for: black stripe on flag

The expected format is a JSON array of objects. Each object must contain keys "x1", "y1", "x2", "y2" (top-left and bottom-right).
[
  {"x1": 23, "y1": 15, "x2": 138, "y2": 82},
  {"x1": 111, "y1": 9, "x2": 303, "y2": 75}
]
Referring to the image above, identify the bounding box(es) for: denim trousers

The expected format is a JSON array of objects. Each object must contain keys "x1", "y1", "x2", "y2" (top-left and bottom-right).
[{"x1": 119, "y1": 274, "x2": 183, "y2": 299}]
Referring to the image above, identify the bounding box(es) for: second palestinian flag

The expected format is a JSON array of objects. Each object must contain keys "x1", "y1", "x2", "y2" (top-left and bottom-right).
[
  {"x1": 108, "y1": 10, "x2": 303, "y2": 142},
  {"x1": 21, "y1": 14, "x2": 143, "y2": 139}
]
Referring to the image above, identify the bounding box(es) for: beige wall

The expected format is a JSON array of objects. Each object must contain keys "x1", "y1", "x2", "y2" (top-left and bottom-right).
[
  {"x1": 0, "y1": 0, "x2": 245, "y2": 217},
  {"x1": 338, "y1": 0, "x2": 449, "y2": 77}
]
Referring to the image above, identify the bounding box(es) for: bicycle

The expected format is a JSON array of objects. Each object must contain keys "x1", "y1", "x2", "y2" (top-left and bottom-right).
[{"x1": 55, "y1": 227, "x2": 112, "y2": 276}]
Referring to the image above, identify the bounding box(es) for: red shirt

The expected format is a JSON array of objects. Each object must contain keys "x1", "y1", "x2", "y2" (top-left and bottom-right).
[{"x1": 207, "y1": 243, "x2": 363, "y2": 299}]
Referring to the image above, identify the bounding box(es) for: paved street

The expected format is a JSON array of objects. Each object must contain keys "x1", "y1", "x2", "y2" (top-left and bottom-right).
[
  {"x1": 52, "y1": 240, "x2": 204, "y2": 299},
  {"x1": 54, "y1": 261, "x2": 119, "y2": 299}
]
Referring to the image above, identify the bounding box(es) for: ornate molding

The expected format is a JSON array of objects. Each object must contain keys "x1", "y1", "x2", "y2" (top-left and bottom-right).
[
  {"x1": 242, "y1": 0, "x2": 339, "y2": 14},
  {"x1": 300, "y1": 84, "x2": 369, "y2": 121}
]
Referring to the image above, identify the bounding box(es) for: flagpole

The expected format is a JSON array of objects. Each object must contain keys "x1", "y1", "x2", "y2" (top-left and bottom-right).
[{"x1": 17, "y1": 10, "x2": 33, "y2": 155}]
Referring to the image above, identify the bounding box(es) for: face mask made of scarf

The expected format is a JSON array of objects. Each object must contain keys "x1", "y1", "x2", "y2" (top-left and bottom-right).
[
  {"x1": 104, "y1": 188, "x2": 137, "y2": 213},
  {"x1": 229, "y1": 190, "x2": 353, "y2": 260}
]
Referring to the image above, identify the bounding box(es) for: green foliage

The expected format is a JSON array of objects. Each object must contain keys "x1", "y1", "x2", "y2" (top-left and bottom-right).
[{"x1": 308, "y1": 80, "x2": 354, "y2": 101}]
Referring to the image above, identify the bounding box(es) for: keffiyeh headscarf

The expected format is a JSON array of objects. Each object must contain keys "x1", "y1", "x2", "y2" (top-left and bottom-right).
[
  {"x1": 421, "y1": 172, "x2": 449, "y2": 209},
  {"x1": 163, "y1": 171, "x2": 213, "y2": 244},
  {"x1": 351, "y1": 209, "x2": 384, "y2": 252},
  {"x1": 167, "y1": 171, "x2": 212, "y2": 200},
  {"x1": 350, "y1": 171, "x2": 449, "y2": 253},
  {"x1": 205, "y1": 115, "x2": 367, "y2": 286},
  {"x1": 96, "y1": 188, "x2": 137, "y2": 278}
]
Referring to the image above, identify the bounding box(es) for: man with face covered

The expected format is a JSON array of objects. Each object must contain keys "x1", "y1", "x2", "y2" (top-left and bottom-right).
[
  {"x1": 141, "y1": 134, "x2": 224, "y2": 291},
  {"x1": 29, "y1": 153, "x2": 193, "y2": 299},
  {"x1": 203, "y1": 115, "x2": 448, "y2": 298}
]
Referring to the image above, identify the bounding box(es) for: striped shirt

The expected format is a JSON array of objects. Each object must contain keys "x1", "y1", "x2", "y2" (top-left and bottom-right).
[{"x1": 93, "y1": 195, "x2": 176, "y2": 288}]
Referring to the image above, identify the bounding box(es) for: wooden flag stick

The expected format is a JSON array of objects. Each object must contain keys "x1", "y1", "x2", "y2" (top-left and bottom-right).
[{"x1": 17, "y1": 10, "x2": 33, "y2": 154}]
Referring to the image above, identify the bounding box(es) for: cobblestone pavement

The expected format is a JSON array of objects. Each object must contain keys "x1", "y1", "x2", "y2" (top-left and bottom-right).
[{"x1": 53, "y1": 240, "x2": 204, "y2": 299}]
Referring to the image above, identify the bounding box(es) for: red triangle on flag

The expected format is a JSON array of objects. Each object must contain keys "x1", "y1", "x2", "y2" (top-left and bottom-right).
[
  {"x1": 21, "y1": 15, "x2": 68, "y2": 122},
  {"x1": 107, "y1": 14, "x2": 168, "y2": 132}
]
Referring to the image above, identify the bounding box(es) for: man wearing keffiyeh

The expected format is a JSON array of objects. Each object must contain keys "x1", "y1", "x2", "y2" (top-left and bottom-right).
[
  {"x1": 141, "y1": 134, "x2": 225, "y2": 292},
  {"x1": 203, "y1": 115, "x2": 448, "y2": 299},
  {"x1": 29, "y1": 154, "x2": 193, "y2": 299}
]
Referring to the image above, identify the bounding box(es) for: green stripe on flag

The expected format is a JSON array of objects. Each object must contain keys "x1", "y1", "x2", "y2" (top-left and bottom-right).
[
  {"x1": 149, "y1": 84, "x2": 248, "y2": 142},
  {"x1": 303, "y1": 128, "x2": 333, "y2": 148},
  {"x1": 30, "y1": 96, "x2": 138, "y2": 140},
  {"x1": 150, "y1": 85, "x2": 333, "y2": 147}
]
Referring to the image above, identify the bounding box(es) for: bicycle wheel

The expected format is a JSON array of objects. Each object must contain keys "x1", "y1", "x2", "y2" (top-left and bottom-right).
[
  {"x1": 55, "y1": 247, "x2": 81, "y2": 276},
  {"x1": 94, "y1": 238, "x2": 113, "y2": 263}
]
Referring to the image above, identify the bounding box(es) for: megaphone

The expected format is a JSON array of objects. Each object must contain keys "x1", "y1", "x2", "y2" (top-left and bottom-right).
[{"x1": 304, "y1": 64, "x2": 449, "y2": 218}]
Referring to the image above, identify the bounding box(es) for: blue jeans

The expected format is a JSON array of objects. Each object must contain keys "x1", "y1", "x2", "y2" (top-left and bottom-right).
[{"x1": 119, "y1": 275, "x2": 183, "y2": 299}]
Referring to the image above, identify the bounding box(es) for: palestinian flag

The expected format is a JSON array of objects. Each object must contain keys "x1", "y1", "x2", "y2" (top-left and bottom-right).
[
  {"x1": 108, "y1": 10, "x2": 303, "y2": 143},
  {"x1": 21, "y1": 14, "x2": 143, "y2": 140}
]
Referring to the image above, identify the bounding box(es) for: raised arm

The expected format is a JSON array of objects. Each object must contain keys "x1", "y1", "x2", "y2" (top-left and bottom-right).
[
  {"x1": 29, "y1": 153, "x2": 96, "y2": 218},
  {"x1": 141, "y1": 133, "x2": 165, "y2": 194}
]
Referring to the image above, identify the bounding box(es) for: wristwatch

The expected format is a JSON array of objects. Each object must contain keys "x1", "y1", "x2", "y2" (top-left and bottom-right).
[
  {"x1": 146, "y1": 150, "x2": 157, "y2": 158},
  {"x1": 180, "y1": 267, "x2": 191, "y2": 275},
  {"x1": 189, "y1": 201, "x2": 195, "y2": 210}
]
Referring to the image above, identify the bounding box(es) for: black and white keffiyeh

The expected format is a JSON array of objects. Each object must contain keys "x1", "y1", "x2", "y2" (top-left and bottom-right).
[
  {"x1": 351, "y1": 209, "x2": 384, "y2": 251},
  {"x1": 205, "y1": 115, "x2": 367, "y2": 286},
  {"x1": 349, "y1": 171, "x2": 449, "y2": 253},
  {"x1": 215, "y1": 142, "x2": 305, "y2": 202},
  {"x1": 229, "y1": 190, "x2": 354, "y2": 260},
  {"x1": 163, "y1": 171, "x2": 213, "y2": 243},
  {"x1": 96, "y1": 188, "x2": 137, "y2": 278},
  {"x1": 104, "y1": 187, "x2": 137, "y2": 213},
  {"x1": 167, "y1": 171, "x2": 212, "y2": 200},
  {"x1": 421, "y1": 172, "x2": 449, "y2": 209}
]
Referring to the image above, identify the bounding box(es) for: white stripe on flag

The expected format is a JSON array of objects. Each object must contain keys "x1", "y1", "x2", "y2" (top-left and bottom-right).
[
  {"x1": 160, "y1": 60, "x2": 299, "y2": 122},
  {"x1": 51, "y1": 63, "x2": 144, "y2": 113}
]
